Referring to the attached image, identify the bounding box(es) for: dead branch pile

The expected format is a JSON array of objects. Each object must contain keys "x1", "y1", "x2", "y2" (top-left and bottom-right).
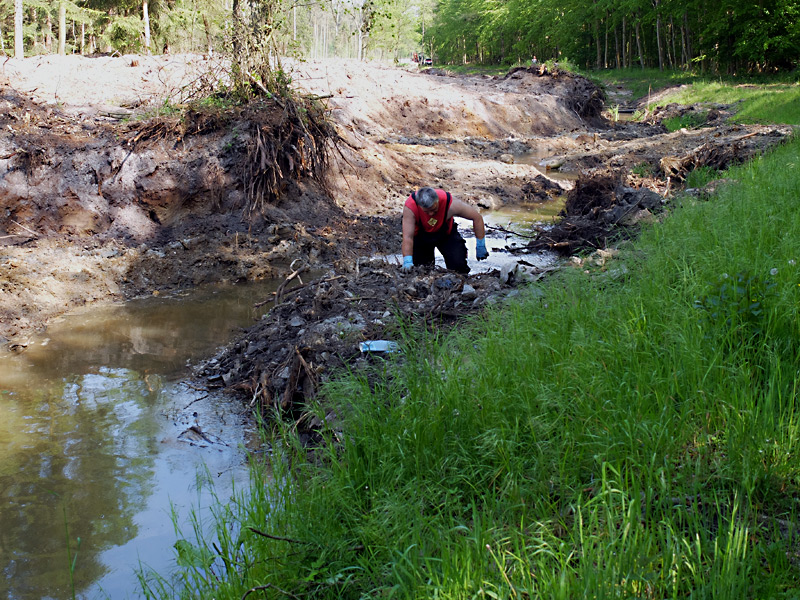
[
  {"x1": 521, "y1": 174, "x2": 666, "y2": 255},
  {"x1": 660, "y1": 140, "x2": 744, "y2": 180},
  {"x1": 196, "y1": 260, "x2": 527, "y2": 432}
]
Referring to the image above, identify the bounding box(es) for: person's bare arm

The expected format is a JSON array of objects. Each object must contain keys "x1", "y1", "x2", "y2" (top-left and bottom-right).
[
  {"x1": 401, "y1": 205, "x2": 417, "y2": 257},
  {"x1": 447, "y1": 198, "x2": 486, "y2": 239}
]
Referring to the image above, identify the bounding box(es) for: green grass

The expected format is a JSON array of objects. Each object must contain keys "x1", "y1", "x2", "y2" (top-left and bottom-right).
[
  {"x1": 145, "y1": 79, "x2": 800, "y2": 599},
  {"x1": 655, "y1": 81, "x2": 800, "y2": 125},
  {"x1": 662, "y1": 110, "x2": 710, "y2": 132},
  {"x1": 593, "y1": 67, "x2": 706, "y2": 100},
  {"x1": 594, "y1": 70, "x2": 800, "y2": 126}
]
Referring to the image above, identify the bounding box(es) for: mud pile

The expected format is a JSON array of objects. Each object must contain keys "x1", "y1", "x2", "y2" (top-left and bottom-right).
[{"x1": 522, "y1": 174, "x2": 667, "y2": 255}]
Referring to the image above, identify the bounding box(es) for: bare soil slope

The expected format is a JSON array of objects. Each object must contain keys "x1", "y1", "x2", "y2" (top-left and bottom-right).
[{"x1": 0, "y1": 55, "x2": 597, "y2": 345}]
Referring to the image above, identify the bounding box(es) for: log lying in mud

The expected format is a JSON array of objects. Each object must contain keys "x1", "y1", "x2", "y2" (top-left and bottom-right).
[
  {"x1": 660, "y1": 131, "x2": 770, "y2": 179},
  {"x1": 521, "y1": 174, "x2": 666, "y2": 255}
]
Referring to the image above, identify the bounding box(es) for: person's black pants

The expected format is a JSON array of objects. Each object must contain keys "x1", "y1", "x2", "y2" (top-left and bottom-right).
[{"x1": 412, "y1": 224, "x2": 469, "y2": 273}]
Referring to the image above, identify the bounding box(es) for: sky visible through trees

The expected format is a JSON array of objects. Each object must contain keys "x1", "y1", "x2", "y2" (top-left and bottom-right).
[{"x1": 0, "y1": 0, "x2": 797, "y2": 72}]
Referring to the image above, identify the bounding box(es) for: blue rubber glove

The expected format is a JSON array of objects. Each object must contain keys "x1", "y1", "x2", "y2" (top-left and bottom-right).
[
  {"x1": 400, "y1": 255, "x2": 414, "y2": 272},
  {"x1": 476, "y1": 238, "x2": 489, "y2": 261}
]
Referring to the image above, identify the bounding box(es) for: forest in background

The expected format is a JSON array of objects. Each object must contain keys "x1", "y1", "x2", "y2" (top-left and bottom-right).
[{"x1": 0, "y1": 0, "x2": 797, "y2": 75}]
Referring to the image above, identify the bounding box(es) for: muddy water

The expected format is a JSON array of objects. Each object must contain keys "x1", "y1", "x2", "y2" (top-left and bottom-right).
[
  {"x1": 0, "y1": 280, "x2": 293, "y2": 599},
  {"x1": 444, "y1": 204, "x2": 565, "y2": 274},
  {"x1": 514, "y1": 146, "x2": 581, "y2": 181}
]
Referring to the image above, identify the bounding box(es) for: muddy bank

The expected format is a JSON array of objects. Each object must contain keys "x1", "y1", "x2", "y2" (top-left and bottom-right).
[
  {"x1": 0, "y1": 56, "x2": 794, "y2": 380},
  {"x1": 0, "y1": 58, "x2": 598, "y2": 345},
  {"x1": 196, "y1": 256, "x2": 560, "y2": 442}
]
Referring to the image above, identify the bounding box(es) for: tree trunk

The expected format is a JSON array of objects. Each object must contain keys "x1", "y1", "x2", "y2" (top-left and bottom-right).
[
  {"x1": 58, "y1": 1, "x2": 65, "y2": 55},
  {"x1": 14, "y1": 0, "x2": 23, "y2": 58},
  {"x1": 203, "y1": 13, "x2": 213, "y2": 56},
  {"x1": 81, "y1": 21, "x2": 85, "y2": 54},
  {"x1": 654, "y1": 6, "x2": 664, "y2": 70},
  {"x1": 634, "y1": 17, "x2": 645, "y2": 69},
  {"x1": 621, "y1": 16, "x2": 627, "y2": 68},
  {"x1": 683, "y1": 11, "x2": 691, "y2": 67},
  {"x1": 594, "y1": 18, "x2": 601, "y2": 69},
  {"x1": 29, "y1": 7, "x2": 37, "y2": 52},
  {"x1": 670, "y1": 16, "x2": 677, "y2": 68},
  {"x1": 231, "y1": 0, "x2": 243, "y2": 61},
  {"x1": 614, "y1": 26, "x2": 620, "y2": 68},
  {"x1": 142, "y1": 0, "x2": 151, "y2": 54},
  {"x1": 45, "y1": 11, "x2": 52, "y2": 53}
]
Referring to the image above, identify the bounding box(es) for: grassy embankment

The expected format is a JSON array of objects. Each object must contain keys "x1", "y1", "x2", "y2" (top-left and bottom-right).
[{"x1": 145, "y1": 76, "x2": 800, "y2": 598}]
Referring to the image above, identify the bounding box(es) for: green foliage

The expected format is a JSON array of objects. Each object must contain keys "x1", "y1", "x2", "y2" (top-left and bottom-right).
[
  {"x1": 426, "y1": 0, "x2": 800, "y2": 71},
  {"x1": 684, "y1": 165, "x2": 720, "y2": 188},
  {"x1": 662, "y1": 110, "x2": 709, "y2": 132},
  {"x1": 100, "y1": 15, "x2": 145, "y2": 54},
  {"x1": 5, "y1": 0, "x2": 800, "y2": 72},
  {"x1": 595, "y1": 68, "x2": 707, "y2": 102},
  {"x1": 631, "y1": 161, "x2": 655, "y2": 177},
  {"x1": 694, "y1": 270, "x2": 776, "y2": 341},
  {"x1": 174, "y1": 539, "x2": 215, "y2": 569},
  {"x1": 135, "y1": 98, "x2": 184, "y2": 121}
]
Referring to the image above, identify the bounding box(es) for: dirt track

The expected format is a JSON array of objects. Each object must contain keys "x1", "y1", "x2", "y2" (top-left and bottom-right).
[{"x1": 0, "y1": 55, "x2": 794, "y2": 417}]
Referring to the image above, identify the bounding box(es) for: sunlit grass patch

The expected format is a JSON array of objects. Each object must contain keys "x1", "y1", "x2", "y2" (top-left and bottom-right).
[{"x1": 654, "y1": 81, "x2": 800, "y2": 125}]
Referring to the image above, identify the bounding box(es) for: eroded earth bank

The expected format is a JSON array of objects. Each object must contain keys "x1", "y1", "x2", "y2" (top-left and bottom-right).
[{"x1": 0, "y1": 54, "x2": 793, "y2": 431}]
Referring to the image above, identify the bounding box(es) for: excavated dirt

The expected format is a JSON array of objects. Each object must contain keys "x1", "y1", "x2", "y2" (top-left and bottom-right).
[{"x1": 0, "y1": 54, "x2": 794, "y2": 429}]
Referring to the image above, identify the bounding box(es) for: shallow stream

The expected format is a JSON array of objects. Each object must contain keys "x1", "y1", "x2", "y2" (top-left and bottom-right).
[{"x1": 0, "y1": 281, "x2": 292, "y2": 599}]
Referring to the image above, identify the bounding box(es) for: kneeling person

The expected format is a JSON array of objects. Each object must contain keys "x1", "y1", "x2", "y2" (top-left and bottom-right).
[{"x1": 401, "y1": 187, "x2": 488, "y2": 274}]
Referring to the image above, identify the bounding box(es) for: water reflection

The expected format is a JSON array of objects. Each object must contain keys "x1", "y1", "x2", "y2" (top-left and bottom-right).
[{"x1": 0, "y1": 280, "x2": 289, "y2": 599}]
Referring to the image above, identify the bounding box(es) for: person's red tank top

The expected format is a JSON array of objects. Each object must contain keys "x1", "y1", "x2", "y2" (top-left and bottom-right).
[{"x1": 405, "y1": 189, "x2": 453, "y2": 235}]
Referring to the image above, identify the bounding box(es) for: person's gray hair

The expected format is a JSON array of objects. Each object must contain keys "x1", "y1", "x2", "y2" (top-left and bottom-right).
[{"x1": 415, "y1": 187, "x2": 439, "y2": 210}]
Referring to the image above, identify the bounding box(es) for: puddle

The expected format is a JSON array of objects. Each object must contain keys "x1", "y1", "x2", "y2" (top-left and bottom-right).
[
  {"x1": 470, "y1": 204, "x2": 564, "y2": 272},
  {"x1": 0, "y1": 279, "x2": 305, "y2": 599},
  {"x1": 382, "y1": 204, "x2": 564, "y2": 274},
  {"x1": 513, "y1": 147, "x2": 581, "y2": 182}
]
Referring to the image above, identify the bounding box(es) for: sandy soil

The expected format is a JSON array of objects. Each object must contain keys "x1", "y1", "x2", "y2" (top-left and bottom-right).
[{"x1": 0, "y1": 54, "x2": 794, "y2": 423}]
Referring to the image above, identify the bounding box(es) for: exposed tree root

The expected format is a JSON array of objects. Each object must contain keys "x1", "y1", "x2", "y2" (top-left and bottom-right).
[
  {"x1": 240, "y1": 95, "x2": 338, "y2": 215},
  {"x1": 523, "y1": 172, "x2": 666, "y2": 255},
  {"x1": 660, "y1": 136, "x2": 751, "y2": 179}
]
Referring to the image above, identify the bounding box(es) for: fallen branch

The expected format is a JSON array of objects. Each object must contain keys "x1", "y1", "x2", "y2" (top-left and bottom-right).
[
  {"x1": 486, "y1": 223, "x2": 544, "y2": 239},
  {"x1": 254, "y1": 275, "x2": 345, "y2": 308},
  {"x1": 274, "y1": 259, "x2": 309, "y2": 304},
  {"x1": 246, "y1": 71, "x2": 272, "y2": 97},
  {"x1": 248, "y1": 527, "x2": 314, "y2": 545},
  {"x1": 11, "y1": 220, "x2": 38, "y2": 237},
  {"x1": 242, "y1": 583, "x2": 300, "y2": 600}
]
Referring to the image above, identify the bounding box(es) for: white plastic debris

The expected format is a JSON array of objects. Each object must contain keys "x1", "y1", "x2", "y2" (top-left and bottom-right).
[{"x1": 359, "y1": 340, "x2": 399, "y2": 353}]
